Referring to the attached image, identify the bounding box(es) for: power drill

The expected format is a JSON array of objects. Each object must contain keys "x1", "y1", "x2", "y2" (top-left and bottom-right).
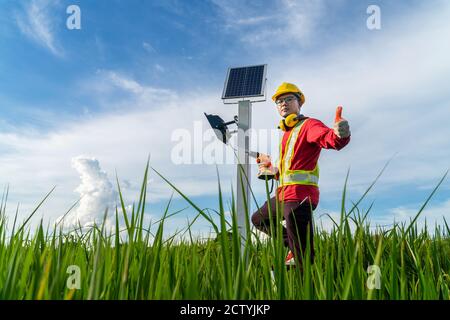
[{"x1": 255, "y1": 153, "x2": 276, "y2": 180}]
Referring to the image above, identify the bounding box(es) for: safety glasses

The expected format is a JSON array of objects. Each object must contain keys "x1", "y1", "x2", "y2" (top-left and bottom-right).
[{"x1": 275, "y1": 96, "x2": 297, "y2": 106}]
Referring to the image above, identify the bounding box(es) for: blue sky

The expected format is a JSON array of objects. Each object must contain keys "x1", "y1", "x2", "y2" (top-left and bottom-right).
[{"x1": 0, "y1": 0, "x2": 449, "y2": 236}]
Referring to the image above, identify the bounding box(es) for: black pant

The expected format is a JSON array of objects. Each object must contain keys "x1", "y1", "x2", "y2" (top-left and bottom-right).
[{"x1": 251, "y1": 196, "x2": 316, "y2": 265}]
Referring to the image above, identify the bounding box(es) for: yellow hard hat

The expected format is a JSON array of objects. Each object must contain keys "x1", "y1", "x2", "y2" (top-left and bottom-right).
[{"x1": 272, "y1": 82, "x2": 305, "y2": 105}]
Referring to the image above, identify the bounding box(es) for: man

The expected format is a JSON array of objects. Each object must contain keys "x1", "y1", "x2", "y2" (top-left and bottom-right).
[{"x1": 251, "y1": 82, "x2": 351, "y2": 267}]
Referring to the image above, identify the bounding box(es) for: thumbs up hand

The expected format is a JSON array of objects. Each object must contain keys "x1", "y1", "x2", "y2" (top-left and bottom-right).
[{"x1": 333, "y1": 106, "x2": 351, "y2": 138}]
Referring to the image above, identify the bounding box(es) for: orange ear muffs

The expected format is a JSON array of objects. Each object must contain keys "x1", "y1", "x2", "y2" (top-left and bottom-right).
[{"x1": 278, "y1": 114, "x2": 299, "y2": 131}]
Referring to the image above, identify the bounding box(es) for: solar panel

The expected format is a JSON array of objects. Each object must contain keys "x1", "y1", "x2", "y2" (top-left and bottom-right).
[{"x1": 222, "y1": 65, "x2": 266, "y2": 99}]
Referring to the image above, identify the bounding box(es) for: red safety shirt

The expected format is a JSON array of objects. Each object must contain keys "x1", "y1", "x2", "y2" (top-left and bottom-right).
[{"x1": 276, "y1": 118, "x2": 350, "y2": 206}]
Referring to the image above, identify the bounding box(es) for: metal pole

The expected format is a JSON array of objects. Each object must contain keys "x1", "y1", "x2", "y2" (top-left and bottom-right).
[{"x1": 236, "y1": 100, "x2": 251, "y2": 248}]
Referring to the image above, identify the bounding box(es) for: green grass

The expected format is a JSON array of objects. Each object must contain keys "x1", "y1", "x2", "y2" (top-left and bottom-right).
[{"x1": 0, "y1": 161, "x2": 449, "y2": 300}]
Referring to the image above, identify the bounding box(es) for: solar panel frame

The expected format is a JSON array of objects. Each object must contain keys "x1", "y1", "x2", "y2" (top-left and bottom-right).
[{"x1": 222, "y1": 64, "x2": 267, "y2": 100}]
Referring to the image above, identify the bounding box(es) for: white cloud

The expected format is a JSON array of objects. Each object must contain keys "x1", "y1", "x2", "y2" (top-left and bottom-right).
[
  {"x1": 212, "y1": 0, "x2": 327, "y2": 46},
  {"x1": 365, "y1": 199, "x2": 450, "y2": 234},
  {"x1": 143, "y1": 41, "x2": 156, "y2": 53},
  {"x1": 155, "y1": 64, "x2": 165, "y2": 73},
  {"x1": 56, "y1": 156, "x2": 117, "y2": 230},
  {"x1": 314, "y1": 196, "x2": 450, "y2": 235},
  {"x1": 15, "y1": 0, "x2": 63, "y2": 57},
  {"x1": 234, "y1": 16, "x2": 273, "y2": 26},
  {"x1": 107, "y1": 71, "x2": 145, "y2": 94},
  {"x1": 0, "y1": 71, "x2": 238, "y2": 229},
  {"x1": 89, "y1": 69, "x2": 178, "y2": 104}
]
